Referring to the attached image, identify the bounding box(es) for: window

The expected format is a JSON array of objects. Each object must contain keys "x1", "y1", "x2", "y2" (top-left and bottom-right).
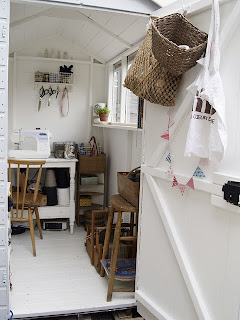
[
  {"x1": 125, "y1": 52, "x2": 138, "y2": 124},
  {"x1": 112, "y1": 61, "x2": 122, "y2": 123},
  {"x1": 109, "y1": 51, "x2": 142, "y2": 127}
]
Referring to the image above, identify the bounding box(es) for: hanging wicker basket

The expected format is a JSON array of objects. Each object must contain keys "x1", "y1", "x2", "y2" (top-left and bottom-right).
[
  {"x1": 151, "y1": 13, "x2": 208, "y2": 76},
  {"x1": 123, "y1": 26, "x2": 181, "y2": 107}
]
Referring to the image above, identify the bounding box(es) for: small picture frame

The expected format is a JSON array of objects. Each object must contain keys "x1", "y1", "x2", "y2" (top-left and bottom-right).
[{"x1": 93, "y1": 103, "x2": 106, "y2": 116}]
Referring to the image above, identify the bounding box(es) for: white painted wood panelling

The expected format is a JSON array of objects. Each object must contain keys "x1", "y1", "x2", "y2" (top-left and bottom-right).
[
  {"x1": 9, "y1": 3, "x2": 149, "y2": 63},
  {"x1": 137, "y1": 1, "x2": 240, "y2": 320},
  {"x1": 78, "y1": 0, "x2": 159, "y2": 14},
  {"x1": 10, "y1": 227, "x2": 135, "y2": 318},
  {"x1": 0, "y1": 0, "x2": 9, "y2": 318},
  {"x1": 9, "y1": 59, "x2": 92, "y2": 146}
]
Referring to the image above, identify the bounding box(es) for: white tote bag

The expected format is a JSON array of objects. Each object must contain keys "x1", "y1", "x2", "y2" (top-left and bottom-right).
[{"x1": 184, "y1": 0, "x2": 227, "y2": 162}]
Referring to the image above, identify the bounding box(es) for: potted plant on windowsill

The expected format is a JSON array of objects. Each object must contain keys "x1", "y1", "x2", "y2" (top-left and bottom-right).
[{"x1": 96, "y1": 106, "x2": 111, "y2": 122}]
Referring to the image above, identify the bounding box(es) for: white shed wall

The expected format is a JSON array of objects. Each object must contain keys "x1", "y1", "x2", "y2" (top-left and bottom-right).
[
  {"x1": 8, "y1": 60, "x2": 106, "y2": 148},
  {"x1": 137, "y1": 1, "x2": 240, "y2": 320}
]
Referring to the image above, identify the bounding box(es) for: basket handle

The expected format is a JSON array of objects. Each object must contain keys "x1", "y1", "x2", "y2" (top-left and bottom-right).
[
  {"x1": 89, "y1": 136, "x2": 99, "y2": 156},
  {"x1": 126, "y1": 166, "x2": 141, "y2": 178}
]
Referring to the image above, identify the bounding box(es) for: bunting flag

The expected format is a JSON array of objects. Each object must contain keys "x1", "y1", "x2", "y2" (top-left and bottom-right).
[
  {"x1": 178, "y1": 184, "x2": 186, "y2": 196},
  {"x1": 165, "y1": 153, "x2": 171, "y2": 163},
  {"x1": 199, "y1": 158, "x2": 209, "y2": 166},
  {"x1": 193, "y1": 166, "x2": 206, "y2": 178},
  {"x1": 172, "y1": 176, "x2": 178, "y2": 187},
  {"x1": 186, "y1": 177, "x2": 194, "y2": 190},
  {"x1": 161, "y1": 129, "x2": 169, "y2": 140},
  {"x1": 166, "y1": 165, "x2": 173, "y2": 175}
]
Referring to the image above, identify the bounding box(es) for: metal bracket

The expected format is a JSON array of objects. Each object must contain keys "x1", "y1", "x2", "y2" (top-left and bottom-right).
[{"x1": 1, "y1": 26, "x2": 6, "y2": 39}]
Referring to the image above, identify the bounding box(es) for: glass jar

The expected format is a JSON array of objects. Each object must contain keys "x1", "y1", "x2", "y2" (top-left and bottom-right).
[{"x1": 64, "y1": 141, "x2": 76, "y2": 159}]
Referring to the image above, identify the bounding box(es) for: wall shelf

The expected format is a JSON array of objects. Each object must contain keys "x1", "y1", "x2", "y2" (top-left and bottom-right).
[{"x1": 92, "y1": 123, "x2": 142, "y2": 131}]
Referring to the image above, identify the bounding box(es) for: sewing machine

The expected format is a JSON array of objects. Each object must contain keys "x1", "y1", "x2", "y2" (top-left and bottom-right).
[{"x1": 8, "y1": 129, "x2": 51, "y2": 159}]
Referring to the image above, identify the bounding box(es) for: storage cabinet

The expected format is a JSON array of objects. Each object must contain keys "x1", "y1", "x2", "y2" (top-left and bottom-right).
[{"x1": 75, "y1": 154, "x2": 107, "y2": 227}]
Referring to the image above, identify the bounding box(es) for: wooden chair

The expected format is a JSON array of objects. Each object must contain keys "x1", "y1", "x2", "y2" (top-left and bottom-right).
[
  {"x1": 8, "y1": 159, "x2": 47, "y2": 256},
  {"x1": 85, "y1": 208, "x2": 109, "y2": 273}
]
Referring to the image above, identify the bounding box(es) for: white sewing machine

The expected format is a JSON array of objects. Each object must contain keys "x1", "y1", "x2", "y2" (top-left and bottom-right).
[{"x1": 8, "y1": 129, "x2": 51, "y2": 159}]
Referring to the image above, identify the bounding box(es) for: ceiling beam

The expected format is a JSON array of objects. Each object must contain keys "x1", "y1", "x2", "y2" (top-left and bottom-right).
[
  {"x1": 44, "y1": 8, "x2": 133, "y2": 48},
  {"x1": 75, "y1": 10, "x2": 133, "y2": 48},
  {"x1": 10, "y1": 6, "x2": 133, "y2": 49},
  {"x1": 10, "y1": 7, "x2": 54, "y2": 28}
]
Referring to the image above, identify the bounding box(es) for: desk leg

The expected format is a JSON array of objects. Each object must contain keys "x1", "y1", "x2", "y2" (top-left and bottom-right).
[{"x1": 69, "y1": 163, "x2": 76, "y2": 235}]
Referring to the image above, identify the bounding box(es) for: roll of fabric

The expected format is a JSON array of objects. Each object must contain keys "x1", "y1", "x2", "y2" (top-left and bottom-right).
[
  {"x1": 45, "y1": 169, "x2": 57, "y2": 188},
  {"x1": 43, "y1": 187, "x2": 58, "y2": 206},
  {"x1": 57, "y1": 188, "x2": 70, "y2": 206},
  {"x1": 55, "y1": 168, "x2": 70, "y2": 188}
]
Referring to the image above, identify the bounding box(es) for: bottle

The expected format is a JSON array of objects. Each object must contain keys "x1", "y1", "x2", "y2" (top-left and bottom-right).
[
  {"x1": 44, "y1": 49, "x2": 49, "y2": 58},
  {"x1": 63, "y1": 51, "x2": 68, "y2": 59},
  {"x1": 50, "y1": 49, "x2": 56, "y2": 58}
]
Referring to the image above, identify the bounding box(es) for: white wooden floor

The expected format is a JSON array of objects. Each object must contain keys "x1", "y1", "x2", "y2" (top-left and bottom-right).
[{"x1": 10, "y1": 226, "x2": 136, "y2": 319}]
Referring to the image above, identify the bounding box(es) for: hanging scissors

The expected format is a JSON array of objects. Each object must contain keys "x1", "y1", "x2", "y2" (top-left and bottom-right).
[
  {"x1": 38, "y1": 86, "x2": 45, "y2": 112},
  {"x1": 48, "y1": 86, "x2": 56, "y2": 106}
]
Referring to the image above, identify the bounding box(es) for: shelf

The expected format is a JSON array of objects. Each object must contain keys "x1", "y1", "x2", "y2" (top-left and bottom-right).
[
  {"x1": 80, "y1": 183, "x2": 104, "y2": 186},
  {"x1": 79, "y1": 192, "x2": 104, "y2": 196},
  {"x1": 80, "y1": 203, "x2": 103, "y2": 209},
  {"x1": 92, "y1": 123, "x2": 142, "y2": 131}
]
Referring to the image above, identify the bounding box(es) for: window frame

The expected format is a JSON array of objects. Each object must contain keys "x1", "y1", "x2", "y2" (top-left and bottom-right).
[{"x1": 107, "y1": 43, "x2": 142, "y2": 127}]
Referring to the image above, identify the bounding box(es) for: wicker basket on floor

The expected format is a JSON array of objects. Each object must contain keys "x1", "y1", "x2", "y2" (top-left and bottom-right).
[
  {"x1": 84, "y1": 210, "x2": 105, "y2": 231},
  {"x1": 152, "y1": 13, "x2": 208, "y2": 76},
  {"x1": 124, "y1": 26, "x2": 181, "y2": 107}
]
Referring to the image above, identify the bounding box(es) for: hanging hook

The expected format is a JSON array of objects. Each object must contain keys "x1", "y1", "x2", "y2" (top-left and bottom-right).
[{"x1": 182, "y1": 4, "x2": 191, "y2": 17}]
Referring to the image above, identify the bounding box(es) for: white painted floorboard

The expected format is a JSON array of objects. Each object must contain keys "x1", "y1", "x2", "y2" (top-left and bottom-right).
[{"x1": 10, "y1": 226, "x2": 136, "y2": 318}]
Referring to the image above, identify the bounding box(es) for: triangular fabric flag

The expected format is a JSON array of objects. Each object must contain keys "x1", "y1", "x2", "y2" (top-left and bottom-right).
[
  {"x1": 165, "y1": 153, "x2": 171, "y2": 163},
  {"x1": 166, "y1": 165, "x2": 173, "y2": 175},
  {"x1": 199, "y1": 158, "x2": 209, "y2": 166},
  {"x1": 193, "y1": 166, "x2": 205, "y2": 178},
  {"x1": 186, "y1": 177, "x2": 194, "y2": 190},
  {"x1": 172, "y1": 176, "x2": 178, "y2": 187},
  {"x1": 178, "y1": 184, "x2": 186, "y2": 196},
  {"x1": 161, "y1": 129, "x2": 169, "y2": 140}
]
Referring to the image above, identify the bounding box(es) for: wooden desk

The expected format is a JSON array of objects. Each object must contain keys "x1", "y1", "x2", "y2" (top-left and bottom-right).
[{"x1": 9, "y1": 157, "x2": 78, "y2": 234}]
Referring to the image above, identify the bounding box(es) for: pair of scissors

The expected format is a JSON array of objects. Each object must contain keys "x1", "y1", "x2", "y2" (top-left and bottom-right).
[
  {"x1": 38, "y1": 86, "x2": 45, "y2": 112},
  {"x1": 48, "y1": 86, "x2": 57, "y2": 106}
]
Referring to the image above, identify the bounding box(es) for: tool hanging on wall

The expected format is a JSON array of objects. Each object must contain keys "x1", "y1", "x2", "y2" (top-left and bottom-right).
[
  {"x1": 48, "y1": 86, "x2": 56, "y2": 106},
  {"x1": 38, "y1": 86, "x2": 49, "y2": 111},
  {"x1": 56, "y1": 86, "x2": 60, "y2": 99},
  {"x1": 61, "y1": 87, "x2": 69, "y2": 117}
]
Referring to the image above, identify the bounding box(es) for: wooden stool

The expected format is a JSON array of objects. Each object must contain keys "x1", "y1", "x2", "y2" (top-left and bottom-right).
[{"x1": 100, "y1": 194, "x2": 138, "y2": 301}]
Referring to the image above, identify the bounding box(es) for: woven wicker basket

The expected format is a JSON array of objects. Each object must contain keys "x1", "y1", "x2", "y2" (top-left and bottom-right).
[
  {"x1": 124, "y1": 27, "x2": 181, "y2": 107},
  {"x1": 152, "y1": 13, "x2": 208, "y2": 76}
]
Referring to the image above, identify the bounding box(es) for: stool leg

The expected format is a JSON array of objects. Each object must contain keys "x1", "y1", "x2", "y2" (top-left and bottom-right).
[
  {"x1": 100, "y1": 206, "x2": 114, "y2": 277},
  {"x1": 130, "y1": 212, "x2": 134, "y2": 236},
  {"x1": 107, "y1": 211, "x2": 122, "y2": 302},
  {"x1": 91, "y1": 210, "x2": 95, "y2": 265}
]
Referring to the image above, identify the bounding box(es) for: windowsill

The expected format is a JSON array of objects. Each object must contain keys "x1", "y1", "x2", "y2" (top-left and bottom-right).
[{"x1": 92, "y1": 123, "x2": 142, "y2": 131}]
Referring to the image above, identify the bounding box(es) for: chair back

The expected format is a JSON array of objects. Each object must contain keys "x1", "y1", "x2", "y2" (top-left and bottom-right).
[{"x1": 8, "y1": 159, "x2": 46, "y2": 220}]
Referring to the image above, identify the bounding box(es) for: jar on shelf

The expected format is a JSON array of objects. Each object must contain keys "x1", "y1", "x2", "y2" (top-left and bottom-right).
[
  {"x1": 43, "y1": 73, "x2": 49, "y2": 82},
  {"x1": 35, "y1": 71, "x2": 44, "y2": 82}
]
